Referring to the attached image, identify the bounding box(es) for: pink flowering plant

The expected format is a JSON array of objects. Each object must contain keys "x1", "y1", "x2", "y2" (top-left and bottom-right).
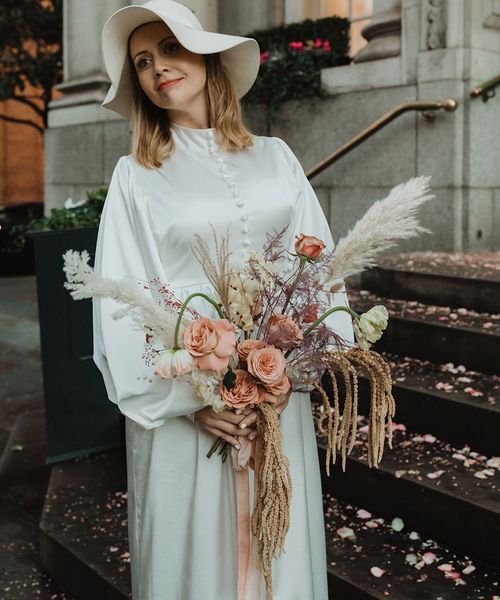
[{"x1": 243, "y1": 16, "x2": 350, "y2": 116}]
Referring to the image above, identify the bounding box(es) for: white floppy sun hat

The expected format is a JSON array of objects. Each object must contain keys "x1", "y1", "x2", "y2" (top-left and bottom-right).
[{"x1": 101, "y1": 0, "x2": 261, "y2": 120}]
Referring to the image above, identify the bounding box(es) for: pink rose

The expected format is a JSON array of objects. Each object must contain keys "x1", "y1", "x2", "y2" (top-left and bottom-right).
[
  {"x1": 219, "y1": 369, "x2": 260, "y2": 410},
  {"x1": 264, "y1": 372, "x2": 291, "y2": 397},
  {"x1": 266, "y1": 314, "x2": 303, "y2": 350},
  {"x1": 237, "y1": 339, "x2": 269, "y2": 364},
  {"x1": 294, "y1": 233, "x2": 326, "y2": 261},
  {"x1": 247, "y1": 345, "x2": 286, "y2": 387},
  {"x1": 183, "y1": 317, "x2": 236, "y2": 372}
]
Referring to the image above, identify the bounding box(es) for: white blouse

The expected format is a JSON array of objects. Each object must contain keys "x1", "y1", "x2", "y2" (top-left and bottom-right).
[{"x1": 92, "y1": 122, "x2": 354, "y2": 600}]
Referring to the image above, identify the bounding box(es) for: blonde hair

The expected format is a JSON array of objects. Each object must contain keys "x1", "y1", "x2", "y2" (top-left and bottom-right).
[{"x1": 127, "y1": 39, "x2": 255, "y2": 169}]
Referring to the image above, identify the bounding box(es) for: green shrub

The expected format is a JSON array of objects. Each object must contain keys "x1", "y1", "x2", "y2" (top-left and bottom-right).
[{"x1": 10, "y1": 186, "x2": 108, "y2": 251}]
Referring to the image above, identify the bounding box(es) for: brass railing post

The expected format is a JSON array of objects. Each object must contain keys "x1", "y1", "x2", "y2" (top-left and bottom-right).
[
  {"x1": 306, "y1": 99, "x2": 458, "y2": 180},
  {"x1": 470, "y1": 75, "x2": 500, "y2": 102}
]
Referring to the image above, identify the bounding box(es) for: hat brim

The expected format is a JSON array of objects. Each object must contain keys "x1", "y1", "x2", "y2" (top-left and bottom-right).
[{"x1": 101, "y1": 4, "x2": 260, "y2": 120}]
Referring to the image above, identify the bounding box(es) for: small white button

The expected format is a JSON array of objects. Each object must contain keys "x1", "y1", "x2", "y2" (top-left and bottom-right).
[
  {"x1": 240, "y1": 214, "x2": 248, "y2": 221},
  {"x1": 232, "y1": 189, "x2": 240, "y2": 198},
  {"x1": 236, "y1": 200, "x2": 245, "y2": 207},
  {"x1": 241, "y1": 224, "x2": 249, "y2": 234},
  {"x1": 216, "y1": 157, "x2": 224, "y2": 164},
  {"x1": 242, "y1": 239, "x2": 251, "y2": 247},
  {"x1": 222, "y1": 174, "x2": 230, "y2": 180},
  {"x1": 229, "y1": 181, "x2": 236, "y2": 188}
]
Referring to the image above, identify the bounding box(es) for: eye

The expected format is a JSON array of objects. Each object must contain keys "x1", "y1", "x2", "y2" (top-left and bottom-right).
[
  {"x1": 136, "y1": 57, "x2": 150, "y2": 69},
  {"x1": 163, "y1": 41, "x2": 180, "y2": 54}
]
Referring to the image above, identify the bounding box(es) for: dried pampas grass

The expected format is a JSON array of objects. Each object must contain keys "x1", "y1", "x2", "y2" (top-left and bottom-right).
[
  {"x1": 62, "y1": 249, "x2": 181, "y2": 346},
  {"x1": 325, "y1": 176, "x2": 434, "y2": 287}
]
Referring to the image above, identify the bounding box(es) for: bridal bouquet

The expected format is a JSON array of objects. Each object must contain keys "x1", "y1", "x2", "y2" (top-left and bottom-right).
[{"x1": 62, "y1": 176, "x2": 433, "y2": 600}]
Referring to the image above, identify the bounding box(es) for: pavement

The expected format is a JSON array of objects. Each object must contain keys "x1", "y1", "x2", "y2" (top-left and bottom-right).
[{"x1": 0, "y1": 274, "x2": 72, "y2": 599}]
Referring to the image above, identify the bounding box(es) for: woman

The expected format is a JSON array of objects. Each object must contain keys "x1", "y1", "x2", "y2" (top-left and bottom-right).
[{"x1": 94, "y1": 1, "x2": 354, "y2": 598}]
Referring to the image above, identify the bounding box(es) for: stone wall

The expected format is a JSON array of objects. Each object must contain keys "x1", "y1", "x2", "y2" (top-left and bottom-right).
[{"x1": 45, "y1": 0, "x2": 500, "y2": 252}]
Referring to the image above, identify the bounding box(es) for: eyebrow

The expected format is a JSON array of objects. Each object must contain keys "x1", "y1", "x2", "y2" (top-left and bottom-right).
[{"x1": 133, "y1": 35, "x2": 177, "y2": 61}]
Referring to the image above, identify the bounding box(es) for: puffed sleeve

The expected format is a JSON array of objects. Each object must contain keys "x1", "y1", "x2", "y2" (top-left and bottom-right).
[
  {"x1": 92, "y1": 156, "x2": 204, "y2": 429},
  {"x1": 273, "y1": 137, "x2": 355, "y2": 389}
]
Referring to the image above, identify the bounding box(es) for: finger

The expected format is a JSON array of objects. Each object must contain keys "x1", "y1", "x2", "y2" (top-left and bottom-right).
[
  {"x1": 217, "y1": 418, "x2": 255, "y2": 438},
  {"x1": 214, "y1": 409, "x2": 247, "y2": 425},
  {"x1": 237, "y1": 411, "x2": 258, "y2": 430},
  {"x1": 205, "y1": 425, "x2": 242, "y2": 449}
]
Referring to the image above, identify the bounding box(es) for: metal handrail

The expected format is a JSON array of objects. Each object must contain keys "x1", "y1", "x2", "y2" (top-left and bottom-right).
[
  {"x1": 470, "y1": 75, "x2": 500, "y2": 102},
  {"x1": 305, "y1": 99, "x2": 458, "y2": 180}
]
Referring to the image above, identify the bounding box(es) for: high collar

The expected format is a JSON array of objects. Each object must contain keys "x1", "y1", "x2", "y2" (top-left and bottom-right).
[{"x1": 170, "y1": 122, "x2": 217, "y2": 153}]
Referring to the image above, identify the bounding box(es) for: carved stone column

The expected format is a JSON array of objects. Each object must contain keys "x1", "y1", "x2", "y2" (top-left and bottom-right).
[
  {"x1": 353, "y1": 0, "x2": 402, "y2": 63},
  {"x1": 48, "y1": 0, "x2": 128, "y2": 125}
]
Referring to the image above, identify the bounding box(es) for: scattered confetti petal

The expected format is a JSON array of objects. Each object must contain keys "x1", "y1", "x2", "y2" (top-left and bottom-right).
[
  {"x1": 357, "y1": 509, "x2": 372, "y2": 519},
  {"x1": 427, "y1": 470, "x2": 445, "y2": 479},
  {"x1": 336, "y1": 526, "x2": 355, "y2": 539},
  {"x1": 370, "y1": 566, "x2": 385, "y2": 578}
]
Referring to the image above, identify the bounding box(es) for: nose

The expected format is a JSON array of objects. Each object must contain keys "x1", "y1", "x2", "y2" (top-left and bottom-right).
[{"x1": 153, "y1": 56, "x2": 172, "y2": 77}]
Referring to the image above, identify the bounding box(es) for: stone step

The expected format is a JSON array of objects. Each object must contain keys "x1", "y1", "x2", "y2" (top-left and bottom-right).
[
  {"x1": 314, "y1": 406, "x2": 500, "y2": 568},
  {"x1": 0, "y1": 410, "x2": 74, "y2": 599},
  {"x1": 360, "y1": 266, "x2": 500, "y2": 314},
  {"x1": 355, "y1": 351, "x2": 500, "y2": 456},
  {"x1": 39, "y1": 447, "x2": 130, "y2": 600},
  {"x1": 324, "y1": 492, "x2": 500, "y2": 599},
  {"x1": 348, "y1": 288, "x2": 500, "y2": 375},
  {"x1": 37, "y1": 425, "x2": 500, "y2": 599}
]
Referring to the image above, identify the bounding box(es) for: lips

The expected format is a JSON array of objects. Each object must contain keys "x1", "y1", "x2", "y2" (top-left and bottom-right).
[{"x1": 158, "y1": 78, "x2": 183, "y2": 90}]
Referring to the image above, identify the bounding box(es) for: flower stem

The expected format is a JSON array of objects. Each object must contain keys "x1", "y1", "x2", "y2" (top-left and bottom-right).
[
  {"x1": 280, "y1": 256, "x2": 306, "y2": 315},
  {"x1": 173, "y1": 292, "x2": 225, "y2": 350},
  {"x1": 284, "y1": 305, "x2": 360, "y2": 358}
]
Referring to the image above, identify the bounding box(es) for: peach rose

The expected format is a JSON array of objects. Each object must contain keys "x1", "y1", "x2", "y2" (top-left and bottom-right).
[
  {"x1": 295, "y1": 233, "x2": 326, "y2": 261},
  {"x1": 266, "y1": 314, "x2": 303, "y2": 350},
  {"x1": 264, "y1": 372, "x2": 291, "y2": 396},
  {"x1": 183, "y1": 317, "x2": 236, "y2": 373},
  {"x1": 303, "y1": 303, "x2": 319, "y2": 324},
  {"x1": 219, "y1": 369, "x2": 260, "y2": 409},
  {"x1": 236, "y1": 339, "x2": 269, "y2": 364},
  {"x1": 247, "y1": 345, "x2": 286, "y2": 387}
]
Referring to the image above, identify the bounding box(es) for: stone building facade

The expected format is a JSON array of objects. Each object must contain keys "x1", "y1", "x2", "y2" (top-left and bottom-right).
[{"x1": 46, "y1": 0, "x2": 500, "y2": 251}]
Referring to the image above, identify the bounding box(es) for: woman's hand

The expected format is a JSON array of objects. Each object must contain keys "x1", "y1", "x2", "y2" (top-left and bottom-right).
[{"x1": 194, "y1": 405, "x2": 256, "y2": 449}]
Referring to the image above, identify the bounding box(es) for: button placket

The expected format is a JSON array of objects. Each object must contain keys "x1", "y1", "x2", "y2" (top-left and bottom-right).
[{"x1": 207, "y1": 133, "x2": 250, "y2": 255}]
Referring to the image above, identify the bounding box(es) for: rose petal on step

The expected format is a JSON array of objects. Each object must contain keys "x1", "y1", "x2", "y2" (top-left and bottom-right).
[
  {"x1": 486, "y1": 456, "x2": 500, "y2": 470},
  {"x1": 357, "y1": 509, "x2": 372, "y2": 519},
  {"x1": 474, "y1": 470, "x2": 489, "y2": 479},
  {"x1": 395, "y1": 469, "x2": 407, "y2": 478},
  {"x1": 370, "y1": 566, "x2": 385, "y2": 578},
  {"x1": 444, "y1": 570, "x2": 461, "y2": 580},
  {"x1": 462, "y1": 565, "x2": 476, "y2": 575},
  {"x1": 336, "y1": 526, "x2": 355, "y2": 539},
  {"x1": 422, "y1": 552, "x2": 437, "y2": 565},
  {"x1": 437, "y1": 563, "x2": 454, "y2": 572},
  {"x1": 423, "y1": 434, "x2": 437, "y2": 443},
  {"x1": 109, "y1": 546, "x2": 119, "y2": 552},
  {"x1": 391, "y1": 517, "x2": 404, "y2": 531},
  {"x1": 405, "y1": 553, "x2": 418, "y2": 565},
  {"x1": 409, "y1": 531, "x2": 420, "y2": 540},
  {"x1": 365, "y1": 520, "x2": 378, "y2": 528},
  {"x1": 427, "y1": 470, "x2": 445, "y2": 479}
]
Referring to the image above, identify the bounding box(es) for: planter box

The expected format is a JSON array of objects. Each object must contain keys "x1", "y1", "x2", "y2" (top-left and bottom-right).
[{"x1": 32, "y1": 227, "x2": 124, "y2": 464}]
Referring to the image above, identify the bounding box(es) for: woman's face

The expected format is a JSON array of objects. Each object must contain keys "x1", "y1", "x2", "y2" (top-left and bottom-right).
[{"x1": 129, "y1": 21, "x2": 208, "y2": 125}]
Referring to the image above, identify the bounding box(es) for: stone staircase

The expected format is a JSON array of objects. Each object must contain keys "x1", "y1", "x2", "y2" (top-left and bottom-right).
[
  {"x1": 320, "y1": 257, "x2": 500, "y2": 599},
  {"x1": 33, "y1": 254, "x2": 500, "y2": 599}
]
